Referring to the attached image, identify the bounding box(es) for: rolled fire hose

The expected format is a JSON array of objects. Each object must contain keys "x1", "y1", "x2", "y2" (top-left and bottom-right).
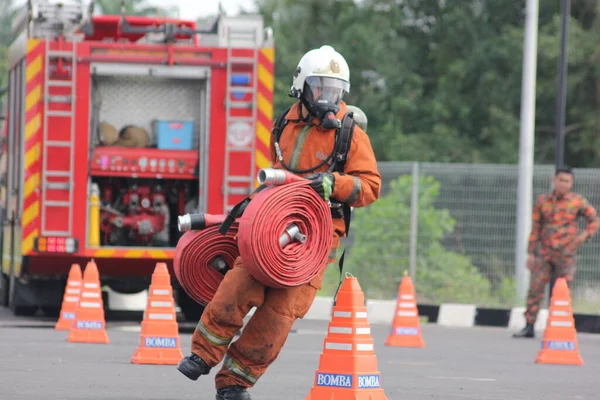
[
  {"x1": 237, "y1": 168, "x2": 333, "y2": 289},
  {"x1": 173, "y1": 213, "x2": 239, "y2": 306},
  {"x1": 173, "y1": 168, "x2": 334, "y2": 303}
]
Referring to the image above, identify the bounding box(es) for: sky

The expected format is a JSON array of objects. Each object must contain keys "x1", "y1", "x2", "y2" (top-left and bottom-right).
[{"x1": 14, "y1": 0, "x2": 258, "y2": 20}]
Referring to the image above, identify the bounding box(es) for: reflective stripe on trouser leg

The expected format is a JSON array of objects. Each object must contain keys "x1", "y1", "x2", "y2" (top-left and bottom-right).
[
  {"x1": 215, "y1": 285, "x2": 314, "y2": 389},
  {"x1": 196, "y1": 319, "x2": 233, "y2": 347},
  {"x1": 223, "y1": 355, "x2": 258, "y2": 384}
]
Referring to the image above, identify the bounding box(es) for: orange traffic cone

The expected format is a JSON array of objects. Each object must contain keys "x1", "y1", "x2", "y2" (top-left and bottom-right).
[
  {"x1": 385, "y1": 272, "x2": 425, "y2": 348},
  {"x1": 55, "y1": 263, "x2": 82, "y2": 330},
  {"x1": 130, "y1": 262, "x2": 183, "y2": 364},
  {"x1": 67, "y1": 260, "x2": 109, "y2": 344},
  {"x1": 535, "y1": 277, "x2": 583, "y2": 366},
  {"x1": 305, "y1": 274, "x2": 388, "y2": 400}
]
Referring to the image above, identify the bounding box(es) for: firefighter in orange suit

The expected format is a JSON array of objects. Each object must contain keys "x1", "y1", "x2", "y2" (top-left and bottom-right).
[{"x1": 177, "y1": 45, "x2": 381, "y2": 400}]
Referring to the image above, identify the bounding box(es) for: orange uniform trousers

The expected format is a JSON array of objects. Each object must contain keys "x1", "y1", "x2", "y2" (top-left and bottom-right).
[{"x1": 191, "y1": 233, "x2": 340, "y2": 389}]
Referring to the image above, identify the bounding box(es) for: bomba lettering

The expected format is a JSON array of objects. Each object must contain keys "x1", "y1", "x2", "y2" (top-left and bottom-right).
[
  {"x1": 62, "y1": 312, "x2": 75, "y2": 320},
  {"x1": 358, "y1": 375, "x2": 380, "y2": 388},
  {"x1": 546, "y1": 341, "x2": 575, "y2": 351},
  {"x1": 316, "y1": 373, "x2": 352, "y2": 388},
  {"x1": 145, "y1": 337, "x2": 177, "y2": 348},
  {"x1": 395, "y1": 327, "x2": 418, "y2": 335},
  {"x1": 76, "y1": 320, "x2": 102, "y2": 330}
]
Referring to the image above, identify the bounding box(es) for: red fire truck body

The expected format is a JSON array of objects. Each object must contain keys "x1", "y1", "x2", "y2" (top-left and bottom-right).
[{"x1": 0, "y1": 2, "x2": 275, "y2": 320}]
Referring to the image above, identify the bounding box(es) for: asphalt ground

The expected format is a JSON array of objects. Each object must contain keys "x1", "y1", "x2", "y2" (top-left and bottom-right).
[{"x1": 0, "y1": 308, "x2": 599, "y2": 400}]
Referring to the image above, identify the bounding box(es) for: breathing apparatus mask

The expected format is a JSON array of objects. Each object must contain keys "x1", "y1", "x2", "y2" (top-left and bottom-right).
[{"x1": 300, "y1": 76, "x2": 349, "y2": 129}]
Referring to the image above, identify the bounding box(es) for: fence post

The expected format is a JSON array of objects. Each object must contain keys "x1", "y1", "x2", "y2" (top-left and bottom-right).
[{"x1": 409, "y1": 162, "x2": 419, "y2": 282}]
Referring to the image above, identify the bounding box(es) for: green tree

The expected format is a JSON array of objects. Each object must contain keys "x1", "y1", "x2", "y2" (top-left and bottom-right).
[
  {"x1": 0, "y1": 0, "x2": 15, "y2": 89},
  {"x1": 254, "y1": 0, "x2": 600, "y2": 168},
  {"x1": 320, "y1": 174, "x2": 512, "y2": 305}
]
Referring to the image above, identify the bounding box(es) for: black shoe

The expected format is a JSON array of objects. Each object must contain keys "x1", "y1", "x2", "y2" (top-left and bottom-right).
[
  {"x1": 512, "y1": 323, "x2": 535, "y2": 338},
  {"x1": 176, "y1": 353, "x2": 211, "y2": 380},
  {"x1": 216, "y1": 385, "x2": 252, "y2": 400}
]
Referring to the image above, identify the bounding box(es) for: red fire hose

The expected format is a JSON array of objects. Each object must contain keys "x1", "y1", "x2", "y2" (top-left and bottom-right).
[
  {"x1": 173, "y1": 214, "x2": 239, "y2": 306},
  {"x1": 237, "y1": 169, "x2": 333, "y2": 289},
  {"x1": 173, "y1": 168, "x2": 334, "y2": 303}
]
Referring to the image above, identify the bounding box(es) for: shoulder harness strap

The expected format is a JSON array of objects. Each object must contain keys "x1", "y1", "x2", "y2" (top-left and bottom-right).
[
  {"x1": 332, "y1": 111, "x2": 356, "y2": 173},
  {"x1": 330, "y1": 111, "x2": 356, "y2": 305},
  {"x1": 272, "y1": 106, "x2": 291, "y2": 143}
]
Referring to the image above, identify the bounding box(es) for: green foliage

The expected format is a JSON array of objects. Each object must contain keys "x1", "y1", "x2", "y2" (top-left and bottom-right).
[
  {"x1": 0, "y1": 0, "x2": 14, "y2": 91},
  {"x1": 250, "y1": 1, "x2": 600, "y2": 305},
  {"x1": 255, "y1": 0, "x2": 600, "y2": 168},
  {"x1": 321, "y1": 174, "x2": 513, "y2": 306}
]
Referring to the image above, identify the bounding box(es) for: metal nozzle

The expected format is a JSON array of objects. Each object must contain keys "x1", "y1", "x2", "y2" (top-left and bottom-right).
[
  {"x1": 177, "y1": 213, "x2": 207, "y2": 232},
  {"x1": 178, "y1": 214, "x2": 191, "y2": 232},
  {"x1": 258, "y1": 168, "x2": 287, "y2": 185},
  {"x1": 279, "y1": 223, "x2": 307, "y2": 247}
]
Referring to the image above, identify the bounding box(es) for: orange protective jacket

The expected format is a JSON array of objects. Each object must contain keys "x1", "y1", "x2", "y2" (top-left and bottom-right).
[
  {"x1": 269, "y1": 100, "x2": 381, "y2": 252},
  {"x1": 528, "y1": 192, "x2": 599, "y2": 258}
]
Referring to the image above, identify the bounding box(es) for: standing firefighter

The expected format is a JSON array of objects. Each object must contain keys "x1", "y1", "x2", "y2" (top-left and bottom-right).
[
  {"x1": 513, "y1": 167, "x2": 599, "y2": 338},
  {"x1": 176, "y1": 45, "x2": 381, "y2": 399}
]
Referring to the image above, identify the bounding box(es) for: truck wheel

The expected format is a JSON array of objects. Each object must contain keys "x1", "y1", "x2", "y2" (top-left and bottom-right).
[
  {"x1": 177, "y1": 288, "x2": 205, "y2": 322},
  {"x1": 12, "y1": 305, "x2": 38, "y2": 316},
  {"x1": 41, "y1": 306, "x2": 60, "y2": 318},
  {"x1": 0, "y1": 273, "x2": 8, "y2": 307},
  {"x1": 8, "y1": 275, "x2": 39, "y2": 316},
  {"x1": 107, "y1": 281, "x2": 149, "y2": 295}
]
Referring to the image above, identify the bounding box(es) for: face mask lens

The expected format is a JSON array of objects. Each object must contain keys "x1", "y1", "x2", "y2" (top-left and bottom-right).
[
  {"x1": 302, "y1": 76, "x2": 349, "y2": 119},
  {"x1": 304, "y1": 76, "x2": 348, "y2": 106}
]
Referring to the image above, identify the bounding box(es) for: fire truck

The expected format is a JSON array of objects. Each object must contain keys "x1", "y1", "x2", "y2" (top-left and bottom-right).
[{"x1": 0, "y1": 0, "x2": 275, "y2": 320}]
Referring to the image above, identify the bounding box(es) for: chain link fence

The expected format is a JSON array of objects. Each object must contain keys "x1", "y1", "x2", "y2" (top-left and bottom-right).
[{"x1": 321, "y1": 162, "x2": 600, "y2": 315}]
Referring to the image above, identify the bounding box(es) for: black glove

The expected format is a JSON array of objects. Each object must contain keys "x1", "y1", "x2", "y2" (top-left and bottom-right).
[{"x1": 305, "y1": 172, "x2": 335, "y2": 201}]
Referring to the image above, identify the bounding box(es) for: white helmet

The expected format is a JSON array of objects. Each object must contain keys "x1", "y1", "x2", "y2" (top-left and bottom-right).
[{"x1": 289, "y1": 45, "x2": 350, "y2": 120}]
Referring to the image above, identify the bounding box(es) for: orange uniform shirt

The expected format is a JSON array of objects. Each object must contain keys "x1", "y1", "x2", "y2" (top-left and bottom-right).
[
  {"x1": 528, "y1": 192, "x2": 599, "y2": 256},
  {"x1": 269, "y1": 100, "x2": 381, "y2": 240}
]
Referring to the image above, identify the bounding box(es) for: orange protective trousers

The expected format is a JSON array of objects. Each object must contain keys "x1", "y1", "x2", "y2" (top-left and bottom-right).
[{"x1": 191, "y1": 234, "x2": 339, "y2": 389}]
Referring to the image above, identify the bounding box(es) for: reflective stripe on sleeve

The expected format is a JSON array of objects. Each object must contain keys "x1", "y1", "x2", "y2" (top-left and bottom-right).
[{"x1": 343, "y1": 176, "x2": 361, "y2": 203}]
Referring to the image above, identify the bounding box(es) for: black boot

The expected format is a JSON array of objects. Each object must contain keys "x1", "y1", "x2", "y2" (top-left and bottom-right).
[
  {"x1": 176, "y1": 353, "x2": 211, "y2": 380},
  {"x1": 216, "y1": 385, "x2": 252, "y2": 400},
  {"x1": 512, "y1": 323, "x2": 534, "y2": 338}
]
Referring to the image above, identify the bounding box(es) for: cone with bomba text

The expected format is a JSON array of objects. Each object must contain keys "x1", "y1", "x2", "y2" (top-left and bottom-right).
[
  {"x1": 385, "y1": 272, "x2": 425, "y2": 348},
  {"x1": 131, "y1": 262, "x2": 183, "y2": 364},
  {"x1": 55, "y1": 263, "x2": 82, "y2": 330},
  {"x1": 67, "y1": 260, "x2": 109, "y2": 344},
  {"x1": 305, "y1": 274, "x2": 388, "y2": 400},
  {"x1": 535, "y1": 277, "x2": 583, "y2": 365}
]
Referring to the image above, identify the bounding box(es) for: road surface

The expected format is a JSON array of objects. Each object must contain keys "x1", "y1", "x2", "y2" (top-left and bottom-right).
[{"x1": 0, "y1": 308, "x2": 598, "y2": 399}]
